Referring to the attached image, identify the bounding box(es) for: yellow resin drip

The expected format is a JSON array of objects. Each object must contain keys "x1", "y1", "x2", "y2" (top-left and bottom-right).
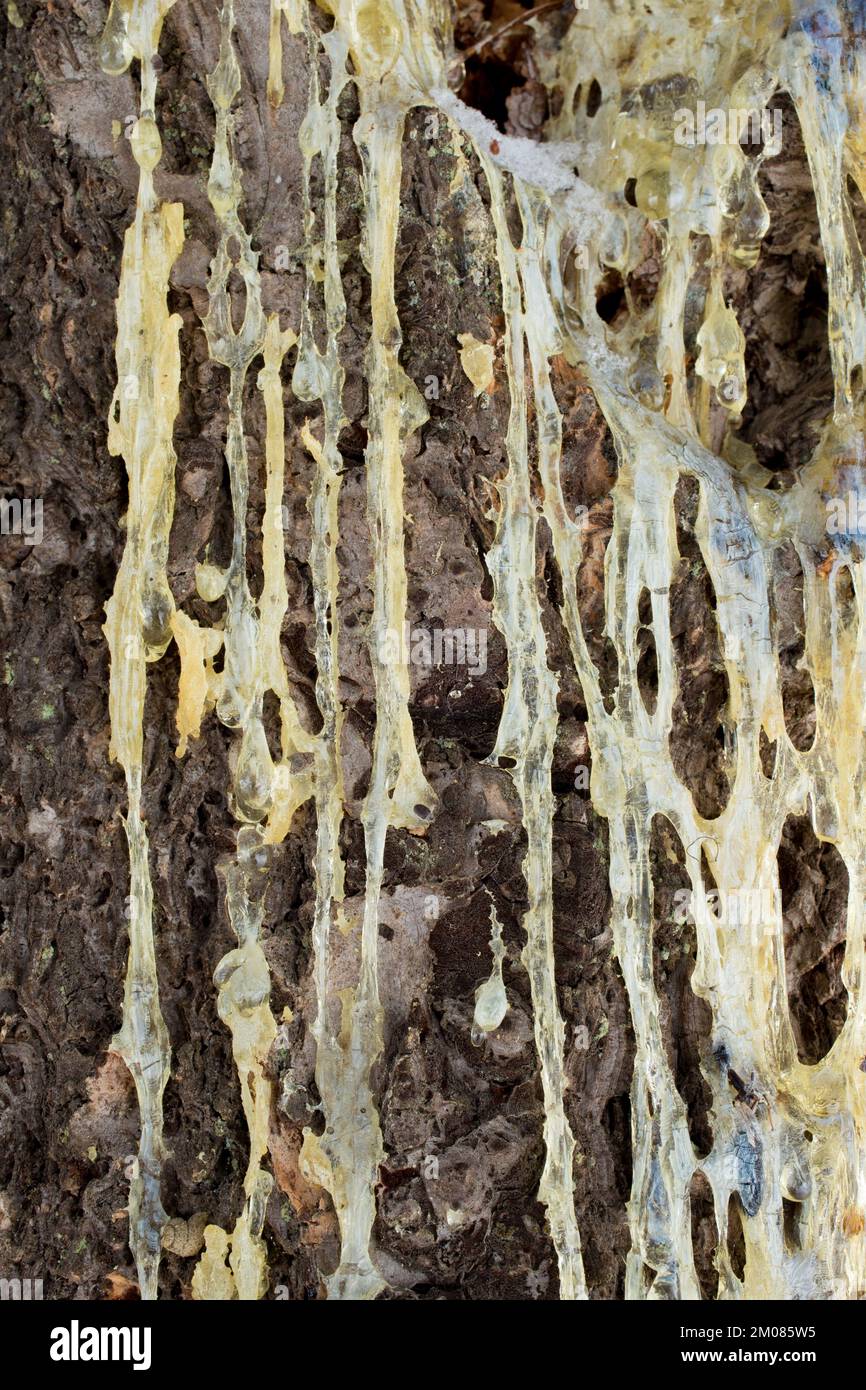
[
  {"x1": 472, "y1": 894, "x2": 508, "y2": 1038},
  {"x1": 282, "y1": 5, "x2": 392, "y2": 1300},
  {"x1": 188, "y1": 0, "x2": 317, "y2": 1300},
  {"x1": 274, "y1": 0, "x2": 444, "y2": 1298},
  {"x1": 479, "y1": 154, "x2": 587, "y2": 1299},
  {"x1": 100, "y1": 0, "x2": 183, "y2": 1302}
]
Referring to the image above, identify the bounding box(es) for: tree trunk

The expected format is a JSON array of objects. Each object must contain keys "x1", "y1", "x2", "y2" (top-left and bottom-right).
[{"x1": 0, "y1": 0, "x2": 857, "y2": 1302}]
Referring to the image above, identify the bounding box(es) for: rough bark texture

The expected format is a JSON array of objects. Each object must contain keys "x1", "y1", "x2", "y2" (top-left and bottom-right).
[{"x1": 0, "y1": 0, "x2": 844, "y2": 1299}]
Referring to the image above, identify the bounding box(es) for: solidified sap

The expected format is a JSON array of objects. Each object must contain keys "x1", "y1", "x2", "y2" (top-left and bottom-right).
[{"x1": 103, "y1": 0, "x2": 866, "y2": 1299}]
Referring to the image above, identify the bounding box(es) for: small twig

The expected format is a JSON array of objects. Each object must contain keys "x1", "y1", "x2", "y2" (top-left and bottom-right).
[{"x1": 461, "y1": 1, "x2": 568, "y2": 60}]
